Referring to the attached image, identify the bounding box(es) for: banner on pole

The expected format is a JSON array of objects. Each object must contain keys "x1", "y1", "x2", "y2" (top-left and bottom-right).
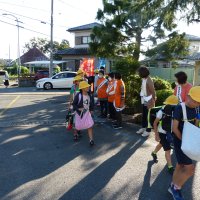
[{"x1": 80, "y1": 58, "x2": 94, "y2": 76}]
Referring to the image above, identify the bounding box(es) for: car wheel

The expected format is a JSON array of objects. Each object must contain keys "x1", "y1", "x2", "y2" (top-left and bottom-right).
[{"x1": 44, "y1": 82, "x2": 53, "y2": 90}]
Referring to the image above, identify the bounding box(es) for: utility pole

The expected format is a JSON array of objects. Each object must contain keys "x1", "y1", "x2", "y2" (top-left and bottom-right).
[
  {"x1": 49, "y1": 0, "x2": 54, "y2": 77},
  {"x1": 3, "y1": 13, "x2": 22, "y2": 76}
]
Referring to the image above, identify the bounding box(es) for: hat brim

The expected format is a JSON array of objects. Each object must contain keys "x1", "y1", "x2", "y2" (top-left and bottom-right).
[
  {"x1": 163, "y1": 101, "x2": 177, "y2": 105},
  {"x1": 79, "y1": 84, "x2": 90, "y2": 89}
]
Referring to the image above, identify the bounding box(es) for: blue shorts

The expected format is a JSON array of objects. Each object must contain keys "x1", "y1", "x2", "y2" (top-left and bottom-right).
[{"x1": 173, "y1": 136, "x2": 193, "y2": 165}]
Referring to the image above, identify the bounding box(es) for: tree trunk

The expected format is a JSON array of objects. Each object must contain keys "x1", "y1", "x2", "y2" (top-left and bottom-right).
[{"x1": 133, "y1": 29, "x2": 142, "y2": 61}]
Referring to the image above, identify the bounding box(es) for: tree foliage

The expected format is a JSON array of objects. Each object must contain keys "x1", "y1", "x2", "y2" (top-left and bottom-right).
[
  {"x1": 23, "y1": 37, "x2": 70, "y2": 60},
  {"x1": 145, "y1": 32, "x2": 190, "y2": 61},
  {"x1": 90, "y1": 0, "x2": 200, "y2": 61}
]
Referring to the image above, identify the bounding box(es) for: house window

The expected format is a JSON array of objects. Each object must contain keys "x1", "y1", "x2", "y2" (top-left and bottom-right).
[
  {"x1": 75, "y1": 36, "x2": 91, "y2": 45},
  {"x1": 82, "y1": 36, "x2": 91, "y2": 44}
]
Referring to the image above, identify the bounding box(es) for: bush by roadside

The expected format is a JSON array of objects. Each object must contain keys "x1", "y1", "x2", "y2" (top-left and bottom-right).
[{"x1": 123, "y1": 75, "x2": 173, "y2": 114}]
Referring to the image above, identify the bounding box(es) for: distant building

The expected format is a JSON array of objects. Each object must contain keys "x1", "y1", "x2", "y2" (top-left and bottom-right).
[
  {"x1": 56, "y1": 22, "x2": 112, "y2": 72},
  {"x1": 12, "y1": 47, "x2": 49, "y2": 66}
]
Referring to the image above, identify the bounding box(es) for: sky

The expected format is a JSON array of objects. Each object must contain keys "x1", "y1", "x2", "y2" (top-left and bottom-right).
[
  {"x1": 0, "y1": 0, "x2": 200, "y2": 60},
  {"x1": 0, "y1": 0, "x2": 103, "y2": 59}
]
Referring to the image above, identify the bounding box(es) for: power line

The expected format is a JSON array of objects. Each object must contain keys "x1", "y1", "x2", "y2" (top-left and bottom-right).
[
  {"x1": 0, "y1": 1, "x2": 49, "y2": 13},
  {"x1": 0, "y1": 8, "x2": 69, "y2": 28},
  {"x1": 0, "y1": 19, "x2": 64, "y2": 39},
  {"x1": 57, "y1": 0, "x2": 92, "y2": 16},
  {"x1": 0, "y1": 8, "x2": 49, "y2": 24}
]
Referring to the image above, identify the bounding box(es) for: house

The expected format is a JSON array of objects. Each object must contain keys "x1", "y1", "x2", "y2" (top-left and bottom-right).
[
  {"x1": 56, "y1": 22, "x2": 112, "y2": 73},
  {"x1": 12, "y1": 47, "x2": 49, "y2": 66},
  {"x1": 144, "y1": 34, "x2": 200, "y2": 68},
  {"x1": 141, "y1": 34, "x2": 200, "y2": 84}
]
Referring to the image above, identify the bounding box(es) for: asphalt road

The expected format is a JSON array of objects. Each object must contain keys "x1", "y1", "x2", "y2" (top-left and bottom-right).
[{"x1": 0, "y1": 87, "x2": 199, "y2": 200}]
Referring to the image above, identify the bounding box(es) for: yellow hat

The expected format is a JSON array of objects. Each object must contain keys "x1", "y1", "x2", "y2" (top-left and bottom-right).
[
  {"x1": 94, "y1": 69, "x2": 99, "y2": 73},
  {"x1": 77, "y1": 68, "x2": 84, "y2": 75},
  {"x1": 73, "y1": 75, "x2": 82, "y2": 81},
  {"x1": 163, "y1": 95, "x2": 178, "y2": 105},
  {"x1": 188, "y1": 86, "x2": 200, "y2": 102},
  {"x1": 79, "y1": 81, "x2": 90, "y2": 89}
]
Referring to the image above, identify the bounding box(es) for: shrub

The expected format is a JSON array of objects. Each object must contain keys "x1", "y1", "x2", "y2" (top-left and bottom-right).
[
  {"x1": 156, "y1": 89, "x2": 173, "y2": 106},
  {"x1": 152, "y1": 76, "x2": 172, "y2": 90},
  {"x1": 113, "y1": 57, "x2": 140, "y2": 79},
  {"x1": 20, "y1": 66, "x2": 29, "y2": 74}
]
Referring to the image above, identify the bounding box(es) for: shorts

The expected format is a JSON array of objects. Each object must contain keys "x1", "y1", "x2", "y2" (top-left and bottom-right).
[
  {"x1": 173, "y1": 136, "x2": 193, "y2": 165},
  {"x1": 159, "y1": 133, "x2": 171, "y2": 151}
]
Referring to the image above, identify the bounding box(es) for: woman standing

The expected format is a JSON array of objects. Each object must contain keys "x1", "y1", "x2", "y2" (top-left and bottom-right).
[
  {"x1": 174, "y1": 71, "x2": 192, "y2": 103},
  {"x1": 112, "y1": 72, "x2": 125, "y2": 129},
  {"x1": 96, "y1": 70, "x2": 108, "y2": 118},
  {"x1": 136, "y1": 66, "x2": 156, "y2": 137},
  {"x1": 73, "y1": 81, "x2": 95, "y2": 146}
]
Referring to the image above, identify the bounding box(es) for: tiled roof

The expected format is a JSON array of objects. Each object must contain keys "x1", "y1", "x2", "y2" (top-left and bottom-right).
[
  {"x1": 185, "y1": 34, "x2": 200, "y2": 41},
  {"x1": 187, "y1": 52, "x2": 200, "y2": 60},
  {"x1": 18, "y1": 47, "x2": 49, "y2": 65},
  {"x1": 67, "y1": 22, "x2": 101, "y2": 32},
  {"x1": 56, "y1": 48, "x2": 89, "y2": 55}
]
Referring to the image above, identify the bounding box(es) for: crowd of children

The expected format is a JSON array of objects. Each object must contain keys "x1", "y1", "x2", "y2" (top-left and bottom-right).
[
  {"x1": 66, "y1": 67, "x2": 125, "y2": 146},
  {"x1": 66, "y1": 67, "x2": 200, "y2": 200}
]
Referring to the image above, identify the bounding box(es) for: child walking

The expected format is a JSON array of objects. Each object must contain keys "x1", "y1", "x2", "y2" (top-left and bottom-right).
[
  {"x1": 151, "y1": 95, "x2": 178, "y2": 174},
  {"x1": 73, "y1": 81, "x2": 95, "y2": 146},
  {"x1": 69, "y1": 75, "x2": 83, "y2": 141},
  {"x1": 168, "y1": 86, "x2": 200, "y2": 200}
]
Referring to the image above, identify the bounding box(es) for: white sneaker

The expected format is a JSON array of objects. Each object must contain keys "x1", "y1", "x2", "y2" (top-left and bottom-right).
[
  {"x1": 142, "y1": 131, "x2": 151, "y2": 137},
  {"x1": 136, "y1": 128, "x2": 145, "y2": 134}
]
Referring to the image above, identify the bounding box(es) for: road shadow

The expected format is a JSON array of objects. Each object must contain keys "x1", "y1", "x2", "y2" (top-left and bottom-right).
[
  {"x1": 138, "y1": 155, "x2": 194, "y2": 200},
  {"x1": 59, "y1": 138, "x2": 145, "y2": 200},
  {"x1": 0, "y1": 93, "x2": 147, "y2": 199}
]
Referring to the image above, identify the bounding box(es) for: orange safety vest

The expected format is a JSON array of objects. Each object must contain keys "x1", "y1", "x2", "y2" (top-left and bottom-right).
[
  {"x1": 114, "y1": 79, "x2": 125, "y2": 108},
  {"x1": 107, "y1": 80, "x2": 115, "y2": 103},
  {"x1": 97, "y1": 77, "x2": 108, "y2": 99}
]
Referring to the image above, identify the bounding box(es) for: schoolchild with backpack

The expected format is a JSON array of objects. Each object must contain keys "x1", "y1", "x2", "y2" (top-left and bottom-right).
[
  {"x1": 151, "y1": 95, "x2": 179, "y2": 174},
  {"x1": 73, "y1": 81, "x2": 95, "y2": 146},
  {"x1": 168, "y1": 87, "x2": 200, "y2": 200}
]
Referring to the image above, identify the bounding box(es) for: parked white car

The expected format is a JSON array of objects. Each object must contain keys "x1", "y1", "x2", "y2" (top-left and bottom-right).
[{"x1": 36, "y1": 71, "x2": 77, "y2": 90}]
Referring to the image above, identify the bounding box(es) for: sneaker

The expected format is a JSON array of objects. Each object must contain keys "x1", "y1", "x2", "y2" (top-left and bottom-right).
[
  {"x1": 168, "y1": 166, "x2": 174, "y2": 175},
  {"x1": 113, "y1": 125, "x2": 123, "y2": 130},
  {"x1": 136, "y1": 128, "x2": 145, "y2": 134},
  {"x1": 151, "y1": 152, "x2": 158, "y2": 163},
  {"x1": 168, "y1": 185, "x2": 184, "y2": 200},
  {"x1": 73, "y1": 134, "x2": 79, "y2": 142},
  {"x1": 89, "y1": 140, "x2": 95, "y2": 146},
  {"x1": 142, "y1": 131, "x2": 151, "y2": 137}
]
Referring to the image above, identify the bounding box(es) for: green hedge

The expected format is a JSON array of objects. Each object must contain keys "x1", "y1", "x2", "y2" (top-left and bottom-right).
[{"x1": 156, "y1": 89, "x2": 174, "y2": 106}]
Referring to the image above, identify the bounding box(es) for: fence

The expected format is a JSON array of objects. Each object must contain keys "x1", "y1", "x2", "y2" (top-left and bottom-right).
[{"x1": 148, "y1": 67, "x2": 194, "y2": 84}]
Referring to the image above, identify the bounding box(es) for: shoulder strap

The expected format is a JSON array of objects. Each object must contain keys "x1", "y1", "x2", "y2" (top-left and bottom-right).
[
  {"x1": 181, "y1": 102, "x2": 187, "y2": 121},
  {"x1": 78, "y1": 93, "x2": 82, "y2": 104},
  {"x1": 97, "y1": 79, "x2": 107, "y2": 92},
  {"x1": 177, "y1": 85, "x2": 183, "y2": 103}
]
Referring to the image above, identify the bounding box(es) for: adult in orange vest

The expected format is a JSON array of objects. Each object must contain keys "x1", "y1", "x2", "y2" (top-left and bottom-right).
[
  {"x1": 96, "y1": 70, "x2": 108, "y2": 118},
  {"x1": 106, "y1": 72, "x2": 116, "y2": 120},
  {"x1": 113, "y1": 72, "x2": 125, "y2": 129}
]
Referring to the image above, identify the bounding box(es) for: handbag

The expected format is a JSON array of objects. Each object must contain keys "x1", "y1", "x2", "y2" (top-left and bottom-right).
[
  {"x1": 75, "y1": 111, "x2": 94, "y2": 130},
  {"x1": 181, "y1": 103, "x2": 200, "y2": 161}
]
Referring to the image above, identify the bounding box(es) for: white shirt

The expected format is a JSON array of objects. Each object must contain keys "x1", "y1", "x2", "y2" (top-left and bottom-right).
[
  {"x1": 156, "y1": 110, "x2": 166, "y2": 134},
  {"x1": 83, "y1": 94, "x2": 90, "y2": 110}
]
